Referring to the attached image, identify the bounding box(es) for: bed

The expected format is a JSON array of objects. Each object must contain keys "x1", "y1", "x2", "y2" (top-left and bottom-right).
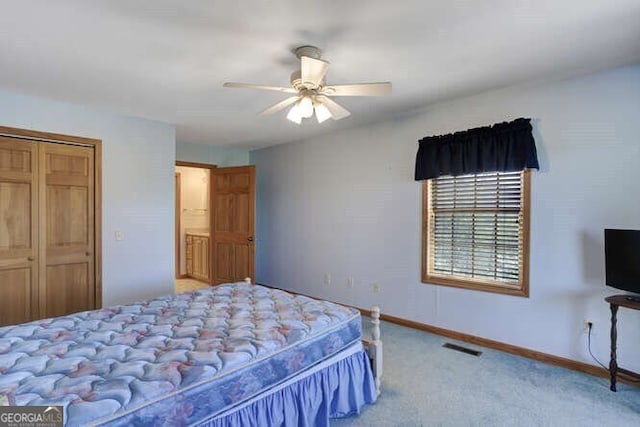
[{"x1": 0, "y1": 279, "x2": 381, "y2": 426}]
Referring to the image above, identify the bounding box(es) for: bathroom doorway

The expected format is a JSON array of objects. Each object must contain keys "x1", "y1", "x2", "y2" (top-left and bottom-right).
[
  {"x1": 175, "y1": 162, "x2": 256, "y2": 287},
  {"x1": 175, "y1": 162, "x2": 215, "y2": 282}
]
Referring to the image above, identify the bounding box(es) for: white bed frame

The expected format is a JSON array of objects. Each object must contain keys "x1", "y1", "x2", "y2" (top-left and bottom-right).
[
  {"x1": 243, "y1": 278, "x2": 383, "y2": 396},
  {"x1": 363, "y1": 305, "x2": 383, "y2": 396}
]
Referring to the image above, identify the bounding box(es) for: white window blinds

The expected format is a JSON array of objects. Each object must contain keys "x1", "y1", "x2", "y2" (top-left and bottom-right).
[{"x1": 427, "y1": 170, "x2": 525, "y2": 288}]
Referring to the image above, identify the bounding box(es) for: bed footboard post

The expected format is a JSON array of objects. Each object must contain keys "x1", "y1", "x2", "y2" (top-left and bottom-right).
[{"x1": 368, "y1": 306, "x2": 383, "y2": 396}]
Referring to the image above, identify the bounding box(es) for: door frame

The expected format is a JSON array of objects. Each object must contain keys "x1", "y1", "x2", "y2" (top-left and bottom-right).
[
  {"x1": 0, "y1": 125, "x2": 103, "y2": 308},
  {"x1": 175, "y1": 161, "x2": 217, "y2": 284},
  {"x1": 174, "y1": 172, "x2": 184, "y2": 279}
]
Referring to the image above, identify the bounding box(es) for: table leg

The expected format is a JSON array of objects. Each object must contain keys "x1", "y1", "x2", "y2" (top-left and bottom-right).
[{"x1": 609, "y1": 303, "x2": 619, "y2": 392}]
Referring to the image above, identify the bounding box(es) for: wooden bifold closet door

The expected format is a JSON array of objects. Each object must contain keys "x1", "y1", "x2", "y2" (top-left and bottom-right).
[
  {"x1": 0, "y1": 138, "x2": 38, "y2": 326},
  {"x1": 0, "y1": 131, "x2": 99, "y2": 327},
  {"x1": 41, "y1": 143, "x2": 95, "y2": 319}
]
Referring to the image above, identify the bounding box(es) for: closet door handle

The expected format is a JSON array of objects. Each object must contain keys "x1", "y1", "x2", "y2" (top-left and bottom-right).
[
  {"x1": 86, "y1": 252, "x2": 91, "y2": 256},
  {"x1": 27, "y1": 256, "x2": 35, "y2": 261},
  {"x1": 247, "y1": 236, "x2": 254, "y2": 242}
]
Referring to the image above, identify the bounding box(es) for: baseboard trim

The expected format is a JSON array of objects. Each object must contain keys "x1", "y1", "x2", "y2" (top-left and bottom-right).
[
  {"x1": 374, "y1": 311, "x2": 615, "y2": 380},
  {"x1": 256, "y1": 282, "x2": 629, "y2": 387}
]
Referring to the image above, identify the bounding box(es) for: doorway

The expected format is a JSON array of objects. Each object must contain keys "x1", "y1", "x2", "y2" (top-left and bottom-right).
[
  {"x1": 174, "y1": 162, "x2": 256, "y2": 289},
  {"x1": 175, "y1": 162, "x2": 214, "y2": 282}
]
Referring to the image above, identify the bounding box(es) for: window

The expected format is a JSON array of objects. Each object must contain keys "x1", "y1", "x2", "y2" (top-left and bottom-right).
[{"x1": 422, "y1": 169, "x2": 531, "y2": 296}]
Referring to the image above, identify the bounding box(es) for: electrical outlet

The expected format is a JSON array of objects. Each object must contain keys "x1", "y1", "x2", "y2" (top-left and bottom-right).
[
  {"x1": 583, "y1": 320, "x2": 594, "y2": 333},
  {"x1": 372, "y1": 282, "x2": 381, "y2": 293},
  {"x1": 347, "y1": 277, "x2": 355, "y2": 288},
  {"x1": 323, "y1": 273, "x2": 331, "y2": 285}
]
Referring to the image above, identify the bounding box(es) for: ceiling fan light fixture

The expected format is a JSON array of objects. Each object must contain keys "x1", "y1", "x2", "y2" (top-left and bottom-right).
[
  {"x1": 286, "y1": 104, "x2": 302, "y2": 124},
  {"x1": 314, "y1": 102, "x2": 332, "y2": 123},
  {"x1": 298, "y1": 96, "x2": 314, "y2": 118}
]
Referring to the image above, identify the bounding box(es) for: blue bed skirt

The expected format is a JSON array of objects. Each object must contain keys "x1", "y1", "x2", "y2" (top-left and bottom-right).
[{"x1": 199, "y1": 349, "x2": 377, "y2": 427}]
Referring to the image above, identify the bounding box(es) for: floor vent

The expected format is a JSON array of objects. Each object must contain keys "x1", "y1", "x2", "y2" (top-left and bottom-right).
[{"x1": 442, "y1": 343, "x2": 482, "y2": 357}]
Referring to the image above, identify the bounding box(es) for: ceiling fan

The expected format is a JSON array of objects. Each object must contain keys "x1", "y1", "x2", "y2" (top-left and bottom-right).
[{"x1": 223, "y1": 46, "x2": 392, "y2": 124}]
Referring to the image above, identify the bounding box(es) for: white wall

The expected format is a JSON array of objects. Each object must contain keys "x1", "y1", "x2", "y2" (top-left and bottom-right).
[
  {"x1": 251, "y1": 64, "x2": 640, "y2": 372},
  {"x1": 177, "y1": 141, "x2": 249, "y2": 166},
  {"x1": 0, "y1": 90, "x2": 176, "y2": 306}
]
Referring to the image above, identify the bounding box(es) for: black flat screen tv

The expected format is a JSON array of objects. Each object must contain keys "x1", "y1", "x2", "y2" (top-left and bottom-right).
[{"x1": 604, "y1": 229, "x2": 640, "y2": 300}]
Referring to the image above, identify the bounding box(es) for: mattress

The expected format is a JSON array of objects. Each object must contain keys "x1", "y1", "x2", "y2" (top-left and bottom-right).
[{"x1": 0, "y1": 282, "x2": 362, "y2": 426}]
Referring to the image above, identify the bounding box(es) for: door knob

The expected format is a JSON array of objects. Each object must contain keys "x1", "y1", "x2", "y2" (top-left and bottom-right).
[{"x1": 247, "y1": 236, "x2": 254, "y2": 242}]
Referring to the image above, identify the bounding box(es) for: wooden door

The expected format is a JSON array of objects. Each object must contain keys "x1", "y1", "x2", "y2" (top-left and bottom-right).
[
  {"x1": 0, "y1": 138, "x2": 38, "y2": 326},
  {"x1": 41, "y1": 143, "x2": 95, "y2": 318},
  {"x1": 211, "y1": 166, "x2": 255, "y2": 284}
]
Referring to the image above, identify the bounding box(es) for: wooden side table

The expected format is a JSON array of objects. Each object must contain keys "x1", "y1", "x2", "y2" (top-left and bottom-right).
[{"x1": 605, "y1": 295, "x2": 640, "y2": 391}]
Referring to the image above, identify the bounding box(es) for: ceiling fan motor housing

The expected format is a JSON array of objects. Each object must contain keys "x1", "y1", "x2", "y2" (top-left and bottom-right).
[
  {"x1": 290, "y1": 70, "x2": 323, "y2": 92},
  {"x1": 291, "y1": 45, "x2": 326, "y2": 90}
]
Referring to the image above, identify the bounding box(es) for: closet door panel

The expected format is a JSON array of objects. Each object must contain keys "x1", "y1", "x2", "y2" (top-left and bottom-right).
[
  {"x1": 45, "y1": 263, "x2": 90, "y2": 318},
  {"x1": 0, "y1": 267, "x2": 32, "y2": 326},
  {"x1": 41, "y1": 143, "x2": 95, "y2": 318},
  {"x1": 47, "y1": 185, "x2": 88, "y2": 246},
  {"x1": 0, "y1": 182, "x2": 31, "y2": 249},
  {"x1": 0, "y1": 138, "x2": 38, "y2": 326}
]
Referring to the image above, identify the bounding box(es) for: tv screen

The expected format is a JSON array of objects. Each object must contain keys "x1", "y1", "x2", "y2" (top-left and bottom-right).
[{"x1": 604, "y1": 229, "x2": 640, "y2": 295}]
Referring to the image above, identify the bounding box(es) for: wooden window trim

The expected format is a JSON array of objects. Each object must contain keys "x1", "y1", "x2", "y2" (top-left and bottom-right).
[{"x1": 421, "y1": 169, "x2": 531, "y2": 297}]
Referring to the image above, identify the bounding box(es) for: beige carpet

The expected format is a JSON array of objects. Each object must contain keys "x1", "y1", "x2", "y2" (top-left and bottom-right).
[{"x1": 175, "y1": 278, "x2": 210, "y2": 293}]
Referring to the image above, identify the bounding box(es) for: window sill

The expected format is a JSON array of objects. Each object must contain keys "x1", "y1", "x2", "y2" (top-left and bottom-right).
[{"x1": 422, "y1": 274, "x2": 529, "y2": 297}]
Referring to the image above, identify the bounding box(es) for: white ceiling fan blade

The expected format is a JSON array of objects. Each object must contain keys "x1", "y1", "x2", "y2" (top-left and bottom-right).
[
  {"x1": 301, "y1": 56, "x2": 329, "y2": 87},
  {"x1": 223, "y1": 82, "x2": 297, "y2": 94},
  {"x1": 259, "y1": 96, "x2": 300, "y2": 116},
  {"x1": 316, "y1": 96, "x2": 351, "y2": 120},
  {"x1": 321, "y1": 82, "x2": 392, "y2": 96}
]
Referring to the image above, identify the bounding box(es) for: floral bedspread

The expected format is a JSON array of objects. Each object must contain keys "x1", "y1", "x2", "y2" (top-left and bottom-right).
[{"x1": 0, "y1": 282, "x2": 362, "y2": 426}]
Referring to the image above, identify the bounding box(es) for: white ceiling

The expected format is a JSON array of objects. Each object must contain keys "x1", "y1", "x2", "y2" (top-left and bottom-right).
[{"x1": 2, "y1": 1, "x2": 640, "y2": 149}]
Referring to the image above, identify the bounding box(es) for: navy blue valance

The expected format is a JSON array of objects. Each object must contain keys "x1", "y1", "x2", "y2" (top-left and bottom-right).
[{"x1": 414, "y1": 117, "x2": 539, "y2": 181}]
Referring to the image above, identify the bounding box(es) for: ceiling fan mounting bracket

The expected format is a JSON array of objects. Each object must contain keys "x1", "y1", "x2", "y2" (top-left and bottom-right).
[{"x1": 294, "y1": 45, "x2": 322, "y2": 60}]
